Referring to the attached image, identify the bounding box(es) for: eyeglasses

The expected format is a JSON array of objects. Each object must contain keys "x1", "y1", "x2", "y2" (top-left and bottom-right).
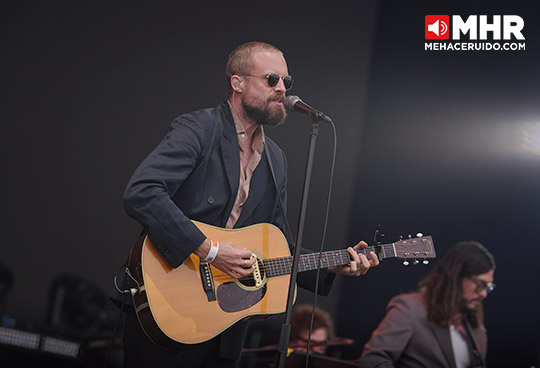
[
  {"x1": 470, "y1": 278, "x2": 496, "y2": 294},
  {"x1": 245, "y1": 73, "x2": 294, "y2": 90}
]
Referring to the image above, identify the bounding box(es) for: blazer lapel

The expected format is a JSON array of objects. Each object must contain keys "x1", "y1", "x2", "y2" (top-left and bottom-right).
[
  {"x1": 431, "y1": 323, "x2": 457, "y2": 368},
  {"x1": 219, "y1": 105, "x2": 240, "y2": 223},
  {"x1": 235, "y1": 150, "x2": 269, "y2": 227}
]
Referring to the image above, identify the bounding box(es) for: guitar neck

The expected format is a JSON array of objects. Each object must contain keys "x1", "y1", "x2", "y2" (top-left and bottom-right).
[{"x1": 263, "y1": 245, "x2": 396, "y2": 278}]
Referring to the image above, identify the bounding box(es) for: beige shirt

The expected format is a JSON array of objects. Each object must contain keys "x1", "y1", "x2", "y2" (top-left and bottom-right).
[{"x1": 225, "y1": 115, "x2": 265, "y2": 229}]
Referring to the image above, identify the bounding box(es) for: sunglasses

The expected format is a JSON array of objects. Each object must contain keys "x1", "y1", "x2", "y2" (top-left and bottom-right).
[{"x1": 245, "y1": 73, "x2": 294, "y2": 90}]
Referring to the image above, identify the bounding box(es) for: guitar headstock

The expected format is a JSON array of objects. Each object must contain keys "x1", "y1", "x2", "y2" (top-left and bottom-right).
[{"x1": 392, "y1": 234, "x2": 436, "y2": 266}]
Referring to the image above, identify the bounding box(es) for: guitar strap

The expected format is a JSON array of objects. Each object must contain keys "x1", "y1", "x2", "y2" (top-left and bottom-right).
[
  {"x1": 463, "y1": 315, "x2": 486, "y2": 368},
  {"x1": 264, "y1": 143, "x2": 295, "y2": 248}
]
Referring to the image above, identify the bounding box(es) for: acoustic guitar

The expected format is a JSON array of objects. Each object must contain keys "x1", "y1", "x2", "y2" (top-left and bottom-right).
[{"x1": 128, "y1": 221, "x2": 435, "y2": 348}]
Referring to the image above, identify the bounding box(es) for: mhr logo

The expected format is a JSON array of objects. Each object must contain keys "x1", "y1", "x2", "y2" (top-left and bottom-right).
[{"x1": 425, "y1": 15, "x2": 525, "y2": 40}]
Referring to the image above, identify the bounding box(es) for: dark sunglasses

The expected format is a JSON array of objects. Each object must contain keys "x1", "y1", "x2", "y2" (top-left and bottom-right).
[{"x1": 246, "y1": 73, "x2": 294, "y2": 90}]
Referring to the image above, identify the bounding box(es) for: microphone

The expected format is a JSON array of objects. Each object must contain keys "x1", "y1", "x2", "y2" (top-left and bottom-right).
[{"x1": 284, "y1": 95, "x2": 333, "y2": 123}]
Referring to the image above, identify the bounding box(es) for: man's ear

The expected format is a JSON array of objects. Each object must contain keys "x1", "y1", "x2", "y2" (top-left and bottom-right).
[{"x1": 231, "y1": 75, "x2": 243, "y2": 93}]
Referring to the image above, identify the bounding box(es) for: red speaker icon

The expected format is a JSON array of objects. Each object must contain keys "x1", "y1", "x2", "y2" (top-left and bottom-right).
[{"x1": 425, "y1": 16, "x2": 450, "y2": 39}]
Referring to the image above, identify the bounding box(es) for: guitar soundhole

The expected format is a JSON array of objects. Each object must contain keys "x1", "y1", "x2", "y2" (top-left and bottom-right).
[
  {"x1": 238, "y1": 259, "x2": 265, "y2": 288},
  {"x1": 240, "y1": 278, "x2": 255, "y2": 287}
]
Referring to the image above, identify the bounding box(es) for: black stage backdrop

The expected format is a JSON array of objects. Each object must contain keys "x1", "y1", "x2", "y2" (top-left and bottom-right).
[{"x1": 1, "y1": 1, "x2": 539, "y2": 367}]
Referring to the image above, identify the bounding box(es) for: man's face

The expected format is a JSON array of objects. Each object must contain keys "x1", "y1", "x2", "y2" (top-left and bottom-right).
[
  {"x1": 297, "y1": 327, "x2": 329, "y2": 354},
  {"x1": 240, "y1": 51, "x2": 288, "y2": 126},
  {"x1": 461, "y1": 269, "x2": 494, "y2": 311}
]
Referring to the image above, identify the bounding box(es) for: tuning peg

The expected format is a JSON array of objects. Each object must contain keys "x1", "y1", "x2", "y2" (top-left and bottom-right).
[
  {"x1": 416, "y1": 232, "x2": 423, "y2": 238},
  {"x1": 423, "y1": 260, "x2": 429, "y2": 265},
  {"x1": 399, "y1": 235, "x2": 403, "y2": 240},
  {"x1": 403, "y1": 260, "x2": 410, "y2": 266},
  {"x1": 413, "y1": 260, "x2": 419, "y2": 265},
  {"x1": 408, "y1": 234, "x2": 412, "y2": 239}
]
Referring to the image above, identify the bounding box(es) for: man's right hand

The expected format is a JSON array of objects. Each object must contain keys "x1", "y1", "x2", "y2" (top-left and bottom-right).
[{"x1": 195, "y1": 239, "x2": 255, "y2": 279}]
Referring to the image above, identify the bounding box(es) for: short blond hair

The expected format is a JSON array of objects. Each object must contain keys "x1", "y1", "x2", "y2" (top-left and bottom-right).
[{"x1": 225, "y1": 41, "x2": 283, "y2": 98}]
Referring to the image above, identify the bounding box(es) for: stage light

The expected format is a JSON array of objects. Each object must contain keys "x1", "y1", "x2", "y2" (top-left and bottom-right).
[
  {"x1": 519, "y1": 121, "x2": 540, "y2": 156},
  {"x1": 0, "y1": 326, "x2": 40, "y2": 349},
  {"x1": 0, "y1": 326, "x2": 81, "y2": 358},
  {"x1": 41, "y1": 336, "x2": 80, "y2": 358}
]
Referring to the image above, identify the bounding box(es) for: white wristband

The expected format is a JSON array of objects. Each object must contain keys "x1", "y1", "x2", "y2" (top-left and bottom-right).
[{"x1": 204, "y1": 240, "x2": 219, "y2": 263}]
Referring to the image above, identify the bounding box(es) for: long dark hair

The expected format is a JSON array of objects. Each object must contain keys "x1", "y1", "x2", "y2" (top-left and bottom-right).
[{"x1": 420, "y1": 241, "x2": 495, "y2": 329}]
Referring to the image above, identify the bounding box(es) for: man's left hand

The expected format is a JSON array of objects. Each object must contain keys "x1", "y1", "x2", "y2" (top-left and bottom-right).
[{"x1": 328, "y1": 241, "x2": 379, "y2": 276}]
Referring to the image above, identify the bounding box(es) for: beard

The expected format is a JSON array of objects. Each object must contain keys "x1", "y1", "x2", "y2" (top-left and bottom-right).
[
  {"x1": 241, "y1": 94, "x2": 287, "y2": 127},
  {"x1": 461, "y1": 298, "x2": 482, "y2": 313}
]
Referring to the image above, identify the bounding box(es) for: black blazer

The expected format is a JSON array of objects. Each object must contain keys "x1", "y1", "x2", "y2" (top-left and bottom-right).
[{"x1": 121, "y1": 102, "x2": 335, "y2": 360}]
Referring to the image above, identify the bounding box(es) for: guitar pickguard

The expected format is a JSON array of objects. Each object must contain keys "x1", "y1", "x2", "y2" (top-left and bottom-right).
[{"x1": 217, "y1": 282, "x2": 267, "y2": 312}]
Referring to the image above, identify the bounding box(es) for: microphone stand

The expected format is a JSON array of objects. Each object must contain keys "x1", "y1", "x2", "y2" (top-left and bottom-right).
[{"x1": 276, "y1": 118, "x2": 320, "y2": 368}]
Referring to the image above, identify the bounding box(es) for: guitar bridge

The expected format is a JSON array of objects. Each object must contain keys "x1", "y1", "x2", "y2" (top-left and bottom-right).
[{"x1": 199, "y1": 260, "x2": 216, "y2": 302}]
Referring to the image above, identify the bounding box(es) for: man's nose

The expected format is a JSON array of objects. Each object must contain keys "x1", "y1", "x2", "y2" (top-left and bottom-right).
[
  {"x1": 274, "y1": 78, "x2": 286, "y2": 93},
  {"x1": 479, "y1": 288, "x2": 489, "y2": 299}
]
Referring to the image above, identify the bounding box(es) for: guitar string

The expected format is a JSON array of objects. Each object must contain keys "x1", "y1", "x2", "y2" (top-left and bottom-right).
[{"x1": 209, "y1": 243, "x2": 433, "y2": 283}]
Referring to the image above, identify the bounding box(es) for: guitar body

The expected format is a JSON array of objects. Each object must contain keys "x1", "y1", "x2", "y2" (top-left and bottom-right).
[
  {"x1": 129, "y1": 221, "x2": 296, "y2": 347},
  {"x1": 128, "y1": 220, "x2": 436, "y2": 349}
]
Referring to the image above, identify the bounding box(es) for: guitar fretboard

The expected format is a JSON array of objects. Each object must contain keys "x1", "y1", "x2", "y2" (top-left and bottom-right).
[{"x1": 263, "y1": 245, "x2": 397, "y2": 278}]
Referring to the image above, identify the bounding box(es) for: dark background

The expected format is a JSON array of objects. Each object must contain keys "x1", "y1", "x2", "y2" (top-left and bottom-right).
[{"x1": 1, "y1": 1, "x2": 539, "y2": 367}]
